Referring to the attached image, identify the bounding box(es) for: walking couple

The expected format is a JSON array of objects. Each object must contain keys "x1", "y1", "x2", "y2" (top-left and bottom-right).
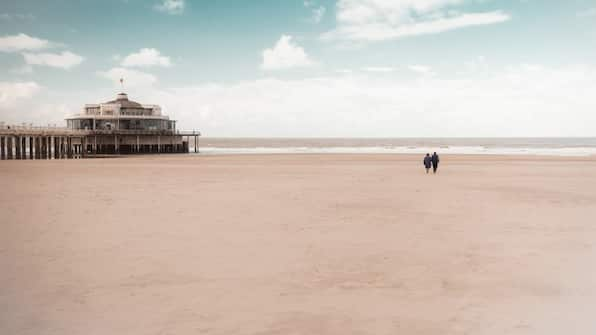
[{"x1": 423, "y1": 152, "x2": 440, "y2": 174}]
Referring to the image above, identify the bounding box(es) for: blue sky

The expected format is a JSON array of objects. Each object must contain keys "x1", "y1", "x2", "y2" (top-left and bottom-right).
[{"x1": 1, "y1": 0, "x2": 595, "y2": 136}]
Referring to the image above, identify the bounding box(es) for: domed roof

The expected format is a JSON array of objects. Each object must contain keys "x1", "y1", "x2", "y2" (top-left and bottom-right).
[{"x1": 104, "y1": 92, "x2": 143, "y2": 108}]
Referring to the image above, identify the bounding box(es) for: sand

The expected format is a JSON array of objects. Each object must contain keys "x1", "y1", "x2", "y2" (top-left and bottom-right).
[{"x1": 1, "y1": 154, "x2": 596, "y2": 334}]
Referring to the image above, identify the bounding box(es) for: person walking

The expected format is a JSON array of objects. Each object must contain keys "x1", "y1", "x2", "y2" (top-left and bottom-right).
[
  {"x1": 423, "y1": 153, "x2": 432, "y2": 174},
  {"x1": 431, "y1": 152, "x2": 440, "y2": 174}
]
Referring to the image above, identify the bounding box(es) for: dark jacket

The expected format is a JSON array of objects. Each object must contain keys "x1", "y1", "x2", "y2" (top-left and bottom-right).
[
  {"x1": 431, "y1": 154, "x2": 439, "y2": 166},
  {"x1": 423, "y1": 156, "x2": 432, "y2": 168}
]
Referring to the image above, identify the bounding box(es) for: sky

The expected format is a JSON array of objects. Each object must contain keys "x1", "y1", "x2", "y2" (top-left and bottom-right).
[{"x1": 0, "y1": 0, "x2": 595, "y2": 137}]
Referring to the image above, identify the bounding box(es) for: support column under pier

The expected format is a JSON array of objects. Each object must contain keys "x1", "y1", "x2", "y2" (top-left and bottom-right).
[
  {"x1": 34, "y1": 137, "x2": 40, "y2": 159},
  {"x1": 21, "y1": 137, "x2": 26, "y2": 159},
  {"x1": 29, "y1": 137, "x2": 33, "y2": 159},
  {"x1": 67, "y1": 137, "x2": 72, "y2": 158},
  {"x1": 15, "y1": 136, "x2": 21, "y2": 159},
  {"x1": 6, "y1": 137, "x2": 13, "y2": 160},
  {"x1": 15, "y1": 137, "x2": 21, "y2": 159},
  {"x1": 21, "y1": 136, "x2": 26, "y2": 159},
  {"x1": 47, "y1": 137, "x2": 51, "y2": 159},
  {"x1": 57, "y1": 137, "x2": 62, "y2": 159},
  {"x1": 0, "y1": 137, "x2": 5, "y2": 160},
  {"x1": 38, "y1": 137, "x2": 42, "y2": 159},
  {"x1": 40, "y1": 137, "x2": 46, "y2": 159},
  {"x1": 61, "y1": 137, "x2": 66, "y2": 158}
]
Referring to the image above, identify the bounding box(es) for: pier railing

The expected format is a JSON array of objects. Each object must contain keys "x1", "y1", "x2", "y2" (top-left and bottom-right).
[{"x1": 0, "y1": 125, "x2": 88, "y2": 136}]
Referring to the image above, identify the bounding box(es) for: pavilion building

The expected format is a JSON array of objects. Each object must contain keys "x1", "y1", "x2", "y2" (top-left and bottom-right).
[{"x1": 65, "y1": 92, "x2": 198, "y2": 155}]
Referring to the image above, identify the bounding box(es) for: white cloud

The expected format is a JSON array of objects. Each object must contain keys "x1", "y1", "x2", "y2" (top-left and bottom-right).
[
  {"x1": 408, "y1": 65, "x2": 434, "y2": 75},
  {"x1": 154, "y1": 0, "x2": 185, "y2": 15},
  {"x1": 22, "y1": 51, "x2": 84, "y2": 69},
  {"x1": 576, "y1": 8, "x2": 596, "y2": 17},
  {"x1": 312, "y1": 6, "x2": 326, "y2": 23},
  {"x1": 2, "y1": 64, "x2": 596, "y2": 136},
  {"x1": 362, "y1": 66, "x2": 395, "y2": 72},
  {"x1": 134, "y1": 64, "x2": 596, "y2": 137},
  {"x1": 0, "y1": 33, "x2": 50, "y2": 52},
  {"x1": 10, "y1": 65, "x2": 34, "y2": 75},
  {"x1": 97, "y1": 67, "x2": 157, "y2": 88},
  {"x1": 0, "y1": 13, "x2": 35, "y2": 21},
  {"x1": 0, "y1": 82, "x2": 41, "y2": 107},
  {"x1": 322, "y1": 0, "x2": 511, "y2": 41},
  {"x1": 262, "y1": 35, "x2": 315, "y2": 70},
  {"x1": 304, "y1": 1, "x2": 326, "y2": 23},
  {"x1": 121, "y1": 48, "x2": 172, "y2": 67}
]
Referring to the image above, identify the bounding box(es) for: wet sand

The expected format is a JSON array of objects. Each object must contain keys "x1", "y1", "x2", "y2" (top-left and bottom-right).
[{"x1": 1, "y1": 154, "x2": 596, "y2": 334}]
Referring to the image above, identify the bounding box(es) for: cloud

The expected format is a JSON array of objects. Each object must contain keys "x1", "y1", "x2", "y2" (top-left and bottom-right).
[
  {"x1": 22, "y1": 51, "x2": 84, "y2": 69},
  {"x1": 576, "y1": 8, "x2": 596, "y2": 17},
  {"x1": 322, "y1": 0, "x2": 511, "y2": 41},
  {"x1": 10, "y1": 65, "x2": 34, "y2": 75},
  {"x1": 97, "y1": 67, "x2": 157, "y2": 88},
  {"x1": 0, "y1": 33, "x2": 50, "y2": 52},
  {"x1": 131, "y1": 64, "x2": 596, "y2": 137},
  {"x1": 408, "y1": 65, "x2": 435, "y2": 76},
  {"x1": 0, "y1": 81, "x2": 41, "y2": 107},
  {"x1": 362, "y1": 66, "x2": 395, "y2": 72},
  {"x1": 121, "y1": 48, "x2": 172, "y2": 67},
  {"x1": 304, "y1": 1, "x2": 326, "y2": 23},
  {"x1": 154, "y1": 0, "x2": 185, "y2": 15},
  {"x1": 2, "y1": 65, "x2": 596, "y2": 136},
  {"x1": 0, "y1": 13, "x2": 35, "y2": 21},
  {"x1": 262, "y1": 35, "x2": 315, "y2": 70},
  {"x1": 311, "y1": 6, "x2": 326, "y2": 23}
]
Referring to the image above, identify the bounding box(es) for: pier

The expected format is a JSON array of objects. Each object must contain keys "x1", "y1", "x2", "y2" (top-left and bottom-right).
[
  {"x1": 0, "y1": 125, "x2": 86, "y2": 160},
  {"x1": 0, "y1": 125, "x2": 200, "y2": 160},
  {"x1": 0, "y1": 92, "x2": 200, "y2": 160}
]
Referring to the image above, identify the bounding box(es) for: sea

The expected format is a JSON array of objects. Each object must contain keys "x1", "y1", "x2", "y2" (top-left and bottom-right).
[{"x1": 195, "y1": 138, "x2": 596, "y2": 157}]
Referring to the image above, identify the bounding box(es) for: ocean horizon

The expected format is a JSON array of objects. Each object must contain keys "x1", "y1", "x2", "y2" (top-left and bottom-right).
[{"x1": 197, "y1": 137, "x2": 596, "y2": 157}]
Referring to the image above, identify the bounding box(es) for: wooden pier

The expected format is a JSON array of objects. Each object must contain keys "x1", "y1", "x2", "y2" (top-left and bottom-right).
[{"x1": 0, "y1": 125, "x2": 200, "y2": 160}]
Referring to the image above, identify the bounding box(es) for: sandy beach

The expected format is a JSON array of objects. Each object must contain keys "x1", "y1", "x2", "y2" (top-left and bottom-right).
[{"x1": 1, "y1": 154, "x2": 596, "y2": 334}]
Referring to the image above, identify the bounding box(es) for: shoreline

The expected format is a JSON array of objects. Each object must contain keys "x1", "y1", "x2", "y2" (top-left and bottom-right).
[{"x1": 2, "y1": 152, "x2": 596, "y2": 161}]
